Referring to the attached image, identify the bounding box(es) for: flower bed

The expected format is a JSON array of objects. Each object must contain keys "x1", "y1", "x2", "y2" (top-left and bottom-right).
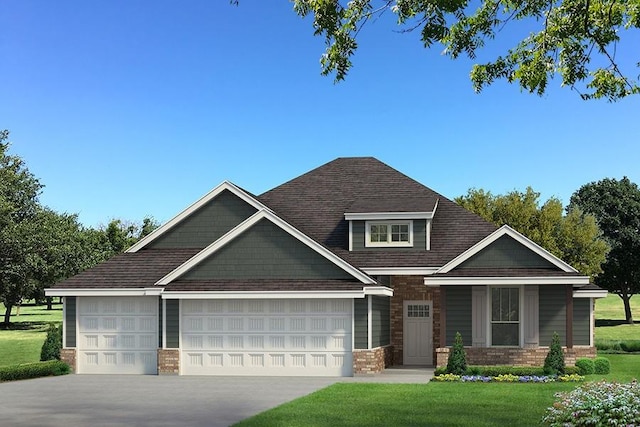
[{"x1": 432, "y1": 373, "x2": 585, "y2": 383}]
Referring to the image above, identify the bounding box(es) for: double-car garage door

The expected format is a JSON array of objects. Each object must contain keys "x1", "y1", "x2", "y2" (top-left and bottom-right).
[{"x1": 75, "y1": 297, "x2": 352, "y2": 376}]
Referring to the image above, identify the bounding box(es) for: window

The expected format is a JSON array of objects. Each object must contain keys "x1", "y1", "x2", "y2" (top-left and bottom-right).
[
  {"x1": 407, "y1": 304, "x2": 430, "y2": 318},
  {"x1": 365, "y1": 221, "x2": 412, "y2": 247},
  {"x1": 491, "y1": 287, "x2": 520, "y2": 346}
]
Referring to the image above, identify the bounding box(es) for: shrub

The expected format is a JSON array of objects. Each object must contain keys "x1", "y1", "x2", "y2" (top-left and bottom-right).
[
  {"x1": 542, "y1": 380, "x2": 640, "y2": 426},
  {"x1": 40, "y1": 324, "x2": 62, "y2": 361},
  {"x1": 575, "y1": 358, "x2": 595, "y2": 375},
  {"x1": 594, "y1": 357, "x2": 611, "y2": 374},
  {"x1": 476, "y1": 366, "x2": 546, "y2": 377},
  {"x1": 434, "y1": 367, "x2": 447, "y2": 376},
  {"x1": 544, "y1": 332, "x2": 565, "y2": 375},
  {"x1": 0, "y1": 361, "x2": 70, "y2": 382},
  {"x1": 620, "y1": 341, "x2": 640, "y2": 353},
  {"x1": 446, "y1": 332, "x2": 467, "y2": 375}
]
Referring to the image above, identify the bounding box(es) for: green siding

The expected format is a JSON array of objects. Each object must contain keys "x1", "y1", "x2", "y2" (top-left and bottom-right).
[
  {"x1": 351, "y1": 220, "x2": 427, "y2": 251},
  {"x1": 354, "y1": 299, "x2": 368, "y2": 349},
  {"x1": 539, "y1": 286, "x2": 566, "y2": 346},
  {"x1": 573, "y1": 299, "x2": 590, "y2": 346},
  {"x1": 372, "y1": 296, "x2": 390, "y2": 347},
  {"x1": 458, "y1": 235, "x2": 558, "y2": 269},
  {"x1": 158, "y1": 297, "x2": 163, "y2": 347},
  {"x1": 182, "y1": 219, "x2": 353, "y2": 280},
  {"x1": 445, "y1": 286, "x2": 472, "y2": 346},
  {"x1": 65, "y1": 296, "x2": 76, "y2": 348},
  {"x1": 148, "y1": 190, "x2": 257, "y2": 249},
  {"x1": 165, "y1": 300, "x2": 180, "y2": 348}
]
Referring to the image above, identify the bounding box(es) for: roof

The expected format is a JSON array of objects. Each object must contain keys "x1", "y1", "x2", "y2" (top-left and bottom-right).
[
  {"x1": 163, "y1": 279, "x2": 365, "y2": 292},
  {"x1": 259, "y1": 157, "x2": 496, "y2": 267}
]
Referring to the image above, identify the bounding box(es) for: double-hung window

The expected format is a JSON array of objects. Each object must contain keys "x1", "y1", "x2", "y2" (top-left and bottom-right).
[
  {"x1": 491, "y1": 287, "x2": 520, "y2": 346},
  {"x1": 365, "y1": 221, "x2": 412, "y2": 247}
]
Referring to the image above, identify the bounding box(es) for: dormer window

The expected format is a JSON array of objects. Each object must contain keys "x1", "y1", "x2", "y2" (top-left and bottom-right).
[{"x1": 366, "y1": 221, "x2": 413, "y2": 247}]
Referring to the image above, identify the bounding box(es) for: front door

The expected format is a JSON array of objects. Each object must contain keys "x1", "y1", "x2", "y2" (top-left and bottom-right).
[{"x1": 403, "y1": 300, "x2": 433, "y2": 365}]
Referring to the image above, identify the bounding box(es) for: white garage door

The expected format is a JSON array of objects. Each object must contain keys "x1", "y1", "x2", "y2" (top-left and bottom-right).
[
  {"x1": 77, "y1": 296, "x2": 158, "y2": 374},
  {"x1": 181, "y1": 299, "x2": 353, "y2": 376}
]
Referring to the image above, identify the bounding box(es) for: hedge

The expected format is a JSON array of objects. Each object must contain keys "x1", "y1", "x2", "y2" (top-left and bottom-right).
[
  {"x1": 0, "y1": 360, "x2": 71, "y2": 382},
  {"x1": 596, "y1": 340, "x2": 640, "y2": 353},
  {"x1": 434, "y1": 365, "x2": 580, "y2": 377}
]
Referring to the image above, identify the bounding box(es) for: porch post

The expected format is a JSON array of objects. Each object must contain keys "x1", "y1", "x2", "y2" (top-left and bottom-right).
[
  {"x1": 565, "y1": 285, "x2": 573, "y2": 348},
  {"x1": 439, "y1": 287, "x2": 446, "y2": 348}
]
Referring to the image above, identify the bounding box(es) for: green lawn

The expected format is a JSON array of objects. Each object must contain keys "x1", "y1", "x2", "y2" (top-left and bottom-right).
[
  {"x1": 234, "y1": 354, "x2": 639, "y2": 427},
  {"x1": 595, "y1": 294, "x2": 640, "y2": 341},
  {"x1": 0, "y1": 302, "x2": 62, "y2": 367}
]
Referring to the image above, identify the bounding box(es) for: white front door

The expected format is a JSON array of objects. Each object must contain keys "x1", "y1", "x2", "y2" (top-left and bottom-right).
[{"x1": 403, "y1": 300, "x2": 433, "y2": 366}]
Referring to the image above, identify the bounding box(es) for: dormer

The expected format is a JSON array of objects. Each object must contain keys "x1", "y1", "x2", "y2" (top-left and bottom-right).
[{"x1": 345, "y1": 197, "x2": 439, "y2": 251}]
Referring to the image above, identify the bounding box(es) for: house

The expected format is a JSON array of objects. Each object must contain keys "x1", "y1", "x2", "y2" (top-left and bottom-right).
[{"x1": 46, "y1": 157, "x2": 606, "y2": 376}]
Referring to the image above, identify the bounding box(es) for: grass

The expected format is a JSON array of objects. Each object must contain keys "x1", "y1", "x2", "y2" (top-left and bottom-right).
[
  {"x1": 595, "y1": 294, "x2": 640, "y2": 341},
  {"x1": 234, "y1": 355, "x2": 639, "y2": 427},
  {"x1": 0, "y1": 302, "x2": 62, "y2": 367}
]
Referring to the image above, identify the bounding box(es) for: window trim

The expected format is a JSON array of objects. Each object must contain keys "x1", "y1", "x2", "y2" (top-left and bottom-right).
[
  {"x1": 488, "y1": 286, "x2": 523, "y2": 347},
  {"x1": 365, "y1": 220, "x2": 413, "y2": 247}
]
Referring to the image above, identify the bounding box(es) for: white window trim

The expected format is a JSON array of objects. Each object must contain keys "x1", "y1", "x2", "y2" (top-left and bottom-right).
[
  {"x1": 487, "y1": 285, "x2": 524, "y2": 347},
  {"x1": 365, "y1": 220, "x2": 413, "y2": 247}
]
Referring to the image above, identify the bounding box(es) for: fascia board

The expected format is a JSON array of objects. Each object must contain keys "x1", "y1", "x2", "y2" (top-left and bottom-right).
[
  {"x1": 573, "y1": 289, "x2": 609, "y2": 298},
  {"x1": 126, "y1": 181, "x2": 267, "y2": 253},
  {"x1": 156, "y1": 209, "x2": 376, "y2": 286},
  {"x1": 161, "y1": 290, "x2": 367, "y2": 299},
  {"x1": 344, "y1": 212, "x2": 434, "y2": 221},
  {"x1": 363, "y1": 286, "x2": 394, "y2": 296},
  {"x1": 437, "y1": 225, "x2": 578, "y2": 274},
  {"x1": 45, "y1": 288, "x2": 163, "y2": 297},
  {"x1": 423, "y1": 276, "x2": 590, "y2": 286},
  {"x1": 362, "y1": 267, "x2": 440, "y2": 275}
]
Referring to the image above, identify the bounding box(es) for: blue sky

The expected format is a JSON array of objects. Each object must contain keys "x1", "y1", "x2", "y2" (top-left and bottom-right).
[{"x1": 2, "y1": 1, "x2": 638, "y2": 228}]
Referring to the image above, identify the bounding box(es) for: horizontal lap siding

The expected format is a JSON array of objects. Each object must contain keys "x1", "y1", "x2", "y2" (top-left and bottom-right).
[
  {"x1": 372, "y1": 296, "x2": 390, "y2": 347},
  {"x1": 65, "y1": 296, "x2": 76, "y2": 348},
  {"x1": 166, "y1": 300, "x2": 180, "y2": 348},
  {"x1": 148, "y1": 190, "x2": 257, "y2": 249},
  {"x1": 573, "y1": 299, "x2": 590, "y2": 346},
  {"x1": 539, "y1": 286, "x2": 566, "y2": 346},
  {"x1": 445, "y1": 286, "x2": 472, "y2": 346},
  {"x1": 354, "y1": 299, "x2": 368, "y2": 349}
]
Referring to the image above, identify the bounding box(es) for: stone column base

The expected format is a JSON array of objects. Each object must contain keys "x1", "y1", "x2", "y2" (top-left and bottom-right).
[
  {"x1": 353, "y1": 345, "x2": 394, "y2": 374},
  {"x1": 158, "y1": 349, "x2": 180, "y2": 375},
  {"x1": 60, "y1": 348, "x2": 77, "y2": 372}
]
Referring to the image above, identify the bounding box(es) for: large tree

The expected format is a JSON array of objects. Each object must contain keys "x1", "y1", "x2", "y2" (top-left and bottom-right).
[
  {"x1": 456, "y1": 187, "x2": 608, "y2": 277},
  {"x1": 570, "y1": 177, "x2": 640, "y2": 323},
  {"x1": 287, "y1": 0, "x2": 640, "y2": 101}
]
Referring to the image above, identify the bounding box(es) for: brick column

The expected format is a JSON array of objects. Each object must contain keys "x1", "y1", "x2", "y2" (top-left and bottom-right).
[
  {"x1": 158, "y1": 349, "x2": 180, "y2": 374},
  {"x1": 60, "y1": 348, "x2": 77, "y2": 372}
]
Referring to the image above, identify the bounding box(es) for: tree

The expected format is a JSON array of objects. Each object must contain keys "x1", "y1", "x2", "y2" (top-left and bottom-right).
[
  {"x1": 101, "y1": 217, "x2": 159, "y2": 255},
  {"x1": 569, "y1": 177, "x2": 640, "y2": 324},
  {"x1": 446, "y1": 332, "x2": 468, "y2": 375},
  {"x1": 456, "y1": 187, "x2": 608, "y2": 277},
  {"x1": 544, "y1": 332, "x2": 565, "y2": 375},
  {"x1": 288, "y1": 0, "x2": 640, "y2": 101}
]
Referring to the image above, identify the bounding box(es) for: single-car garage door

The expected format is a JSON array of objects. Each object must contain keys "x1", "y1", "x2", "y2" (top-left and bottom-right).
[
  {"x1": 181, "y1": 299, "x2": 353, "y2": 376},
  {"x1": 77, "y1": 296, "x2": 158, "y2": 374}
]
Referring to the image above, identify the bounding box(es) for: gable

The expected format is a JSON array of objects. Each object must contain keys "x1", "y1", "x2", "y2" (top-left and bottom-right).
[
  {"x1": 457, "y1": 235, "x2": 558, "y2": 270},
  {"x1": 180, "y1": 218, "x2": 355, "y2": 280},
  {"x1": 147, "y1": 189, "x2": 258, "y2": 249}
]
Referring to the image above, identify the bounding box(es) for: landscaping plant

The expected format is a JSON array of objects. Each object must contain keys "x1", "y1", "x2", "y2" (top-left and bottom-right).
[
  {"x1": 543, "y1": 380, "x2": 640, "y2": 426},
  {"x1": 594, "y1": 357, "x2": 611, "y2": 374},
  {"x1": 574, "y1": 358, "x2": 595, "y2": 375},
  {"x1": 446, "y1": 332, "x2": 467, "y2": 375},
  {"x1": 544, "y1": 332, "x2": 565, "y2": 375},
  {"x1": 40, "y1": 323, "x2": 62, "y2": 361}
]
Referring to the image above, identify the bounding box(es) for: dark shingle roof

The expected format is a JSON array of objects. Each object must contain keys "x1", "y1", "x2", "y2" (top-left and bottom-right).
[
  {"x1": 259, "y1": 157, "x2": 496, "y2": 267},
  {"x1": 51, "y1": 249, "x2": 200, "y2": 289}
]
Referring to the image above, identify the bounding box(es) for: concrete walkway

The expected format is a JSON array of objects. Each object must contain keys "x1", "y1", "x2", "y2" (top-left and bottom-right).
[{"x1": 0, "y1": 368, "x2": 433, "y2": 427}]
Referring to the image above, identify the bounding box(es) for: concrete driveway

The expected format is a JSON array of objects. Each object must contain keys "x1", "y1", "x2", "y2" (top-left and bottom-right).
[{"x1": 0, "y1": 375, "x2": 342, "y2": 427}]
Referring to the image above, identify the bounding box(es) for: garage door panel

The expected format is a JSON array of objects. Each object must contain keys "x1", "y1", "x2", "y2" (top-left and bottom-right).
[
  {"x1": 181, "y1": 299, "x2": 352, "y2": 376},
  {"x1": 77, "y1": 297, "x2": 158, "y2": 375}
]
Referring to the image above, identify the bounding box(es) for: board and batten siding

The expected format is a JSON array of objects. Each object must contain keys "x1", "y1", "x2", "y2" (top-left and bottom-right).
[
  {"x1": 354, "y1": 298, "x2": 368, "y2": 349},
  {"x1": 147, "y1": 189, "x2": 258, "y2": 249},
  {"x1": 445, "y1": 286, "x2": 472, "y2": 346},
  {"x1": 539, "y1": 286, "x2": 566, "y2": 346},
  {"x1": 165, "y1": 299, "x2": 180, "y2": 348},
  {"x1": 64, "y1": 296, "x2": 76, "y2": 348},
  {"x1": 350, "y1": 220, "x2": 427, "y2": 251},
  {"x1": 458, "y1": 235, "x2": 558, "y2": 269},
  {"x1": 182, "y1": 219, "x2": 353, "y2": 280},
  {"x1": 372, "y1": 296, "x2": 390, "y2": 347},
  {"x1": 573, "y1": 298, "x2": 590, "y2": 346}
]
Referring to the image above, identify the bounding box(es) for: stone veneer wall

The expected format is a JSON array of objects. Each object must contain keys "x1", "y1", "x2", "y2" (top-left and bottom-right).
[
  {"x1": 158, "y1": 349, "x2": 180, "y2": 374},
  {"x1": 390, "y1": 276, "x2": 440, "y2": 365},
  {"x1": 60, "y1": 348, "x2": 77, "y2": 372},
  {"x1": 353, "y1": 345, "x2": 394, "y2": 374},
  {"x1": 435, "y1": 346, "x2": 597, "y2": 368}
]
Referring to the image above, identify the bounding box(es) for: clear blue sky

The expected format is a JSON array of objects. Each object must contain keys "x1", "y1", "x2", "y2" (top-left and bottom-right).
[{"x1": 2, "y1": 1, "x2": 638, "y2": 228}]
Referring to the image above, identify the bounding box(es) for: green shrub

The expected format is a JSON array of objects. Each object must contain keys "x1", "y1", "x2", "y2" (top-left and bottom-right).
[
  {"x1": 620, "y1": 341, "x2": 640, "y2": 353},
  {"x1": 564, "y1": 366, "x2": 581, "y2": 375},
  {"x1": 40, "y1": 323, "x2": 62, "y2": 361},
  {"x1": 594, "y1": 357, "x2": 611, "y2": 374},
  {"x1": 596, "y1": 340, "x2": 640, "y2": 353},
  {"x1": 544, "y1": 332, "x2": 565, "y2": 375},
  {"x1": 434, "y1": 367, "x2": 447, "y2": 376},
  {"x1": 446, "y1": 332, "x2": 467, "y2": 375},
  {"x1": 0, "y1": 361, "x2": 70, "y2": 382},
  {"x1": 542, "y1": 380, "x2": 640, "y2": 426},
  {"x1": 475, "y1": 366, "x2": 546, "y2": 376},
  {"x1": 575, "y1": 358, "x2": 595, "y2": 375}
]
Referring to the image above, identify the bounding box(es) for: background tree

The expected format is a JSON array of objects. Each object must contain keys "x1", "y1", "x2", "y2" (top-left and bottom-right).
[
  {"x1": 570, "y1": 177, "x2": 640, "y2": 323},
  {"x1": 456, "y1": 187, "x2": 608, "y2": 277},
  {"x1": 288, "y1": 0, "x2": 640, "y2": 101}
]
